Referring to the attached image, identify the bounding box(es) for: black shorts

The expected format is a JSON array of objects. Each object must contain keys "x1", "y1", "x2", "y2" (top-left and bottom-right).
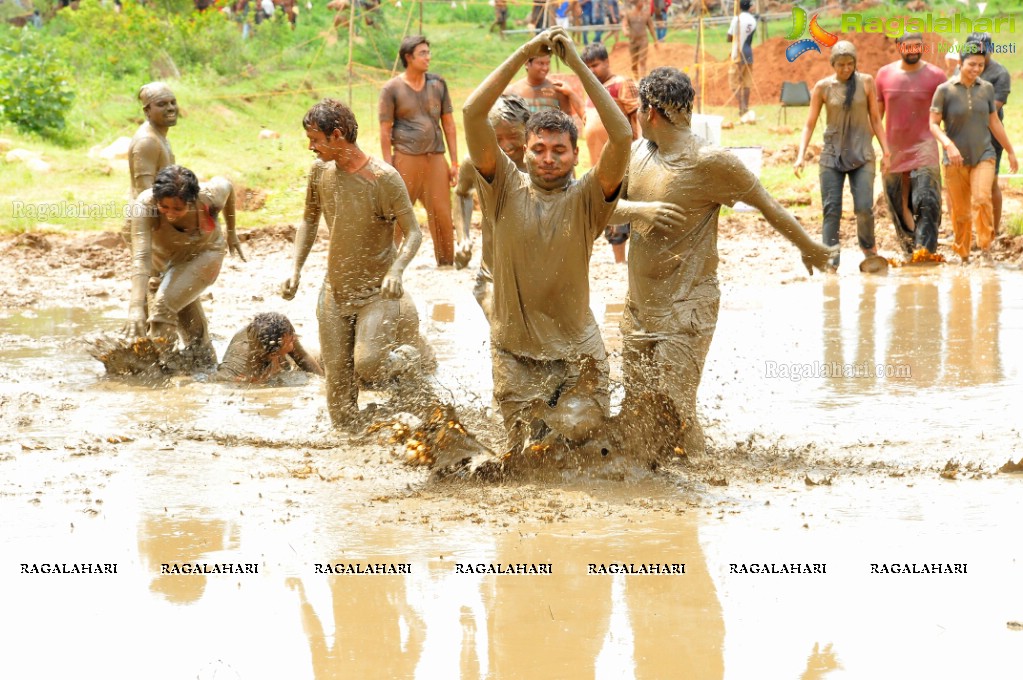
[{"x1": 604, "y1": 223, "x2": 630, "y2": 245}]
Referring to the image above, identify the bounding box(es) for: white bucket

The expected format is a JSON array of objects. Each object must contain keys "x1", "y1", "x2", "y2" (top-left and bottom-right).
[
  {"x1": 691, "y1": 114, "x2": 723, "y2": 146},
  {"x1": 725, "y1": 146, "x2": 763, "y2": 212}
]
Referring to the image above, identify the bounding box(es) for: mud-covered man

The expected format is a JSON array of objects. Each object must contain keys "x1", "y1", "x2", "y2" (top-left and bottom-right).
[
  {"x1": 621, "y1": 67, "x2": 834, "y2": 456},
  {"x1": 215, "y1": 312, "x2": 323, "y2": 383},
  {"x1": 125, "y1": 82, "x2": 177, "y2": 250},
  {"x1": 127, "y1": 165, "x2": 245, "y2": 367},
  {"x1": 283, "y1": 98, "x2": 426, "y2": 430},
  {"x1": 463, "y1": 28, "x2": 631, "y2": 450},
  {"x1": 452, "y1": 94, "x2": 531, "y2": 316}
]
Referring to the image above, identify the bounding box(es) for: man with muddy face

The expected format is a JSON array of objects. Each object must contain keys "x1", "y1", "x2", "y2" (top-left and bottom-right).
[
  {"x1": 622, "y1": 67, "x2": 835, "y2": 458},
  {"x1": 875, "y1": 33, "x2": 948, "y2": 257},
  {"x1": 124, "y1": 83, "x2": 178, "y2": 248},
  {"x1": 130, "y1": 82, "x2": 177, "y2": 200},
  {"x1": 128, "y1": 165, "x2": 244, "y2": 368},
  {"x1": 463, "y1": 28, "x2": 631, "y2": 451},
  {"x1": 452, "y1": 94, "x2": 531, "y2": 316},
  {"x1": 282, "y1": 98, "x2": 427, "y2": 430}
]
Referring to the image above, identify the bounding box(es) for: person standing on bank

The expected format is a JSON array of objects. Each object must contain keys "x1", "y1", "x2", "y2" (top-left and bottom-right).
[
  {"x1": 726, "y1": 0, "x2": 756, "y2": 119},
  {"x1": 379, "y1": 35, "x2": 459, "y2": 267},
  {"x1": 875, "y1": 32, "x2": 947, "y2": 256},
  {"x1": 929, "y1": 40, "x2": 1018, "y2": 264},
  {"x1": 964, "y1": 32, "x2": 1012, "y2": 236},
  {"x1": 795, "y1": 41, "x2": 890, "y2": 268}
]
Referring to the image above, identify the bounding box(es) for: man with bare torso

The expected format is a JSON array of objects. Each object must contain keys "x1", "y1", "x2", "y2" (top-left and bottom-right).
[
  {"x1": 283, "y1": 99, "x2": 426, "y2": 430},
  {"x1": 505, "y1": 52, "x2": 585, "y2": 119},
  {"x1": 582, "y1": 42, "x2": 641, "y2": 263},
  {"x1": 379, "y1": 35, "x2": 459, "y2": 267}
]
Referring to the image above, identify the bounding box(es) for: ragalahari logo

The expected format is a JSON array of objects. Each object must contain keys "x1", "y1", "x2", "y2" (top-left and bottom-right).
[{"x1": 786, "y1": 7, "x2": 839, "y2": 62}]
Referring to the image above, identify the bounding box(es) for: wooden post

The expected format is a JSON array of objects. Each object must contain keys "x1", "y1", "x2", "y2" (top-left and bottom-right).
[{"x1": 347, "y1": 0, "x2": 357, "y2": 105}]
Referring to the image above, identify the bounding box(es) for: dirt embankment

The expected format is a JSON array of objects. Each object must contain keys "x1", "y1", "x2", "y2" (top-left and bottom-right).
[{"x1": 603, "y1": 31, "x2": 917, "y2": 107}]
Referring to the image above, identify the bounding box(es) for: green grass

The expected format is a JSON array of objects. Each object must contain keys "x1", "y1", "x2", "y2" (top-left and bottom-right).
[{"x1": 2, "y1": 1, "x2": 1022, "y2": 233}]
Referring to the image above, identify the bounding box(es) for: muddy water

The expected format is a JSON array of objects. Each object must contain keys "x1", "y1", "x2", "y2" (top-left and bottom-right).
[{"x1": 2, "y1": 263, "x2": 1023, "y2": 678}]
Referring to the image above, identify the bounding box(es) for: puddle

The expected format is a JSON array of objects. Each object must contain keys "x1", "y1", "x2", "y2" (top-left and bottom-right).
[
  {"x1": 707, "y1": 267, "x2": 1022, "y2": 464},
  {"x1": 2, "y1": 261, "x2": 1023, "y2": 678}
]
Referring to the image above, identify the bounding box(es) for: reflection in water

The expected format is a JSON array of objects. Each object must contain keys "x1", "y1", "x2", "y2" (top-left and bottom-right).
[
  {"x1": 800, "y1": 642, "x2": 842, "y2": 679},
  {"x1": 430, "y1": 302, "x2": 456, "y2": 323},
  {"x1": 822, "y1": 271, "x2": 1003, "y2": 393},
  {"x1": 285, "y1": 520, "x2": 723, "y2": 679},
  {"x1": 289, "y1": 556, "x2": 426, "y2": 679},
  {"x1": 137, "y1": 515, "x2": 236, "y2": 605}
]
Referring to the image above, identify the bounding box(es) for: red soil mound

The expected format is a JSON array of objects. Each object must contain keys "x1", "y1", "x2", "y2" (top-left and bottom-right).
[{"x1": 602, "y1": 32, "x2": 936, "y2": 108}]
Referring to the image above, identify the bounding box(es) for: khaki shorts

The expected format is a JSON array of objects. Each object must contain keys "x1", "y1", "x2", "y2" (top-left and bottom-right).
[{"x1": 728, "y1": 62, "x2": 753, "y2": 90}]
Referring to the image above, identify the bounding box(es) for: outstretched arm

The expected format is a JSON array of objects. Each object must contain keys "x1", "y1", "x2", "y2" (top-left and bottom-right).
[
  {"x1": 209, "y1": 177, "x2": 245, "y2": 261},
  {"x1": 127, "y1": 202, "x2": 158, "y2": 336},
  {"x1": 382, "y1": 211, "x2": 422, "y2": 299},
  {"x1": 551, "y1": 28, "x2": 631, "y2": 197},
  {"x1": 744, "y1": 182, "x2": 836, "y2": 274},
  {"x1": 464, "y1": 31, "x2": 555, "y2": 181},
  {"x1": 281, "y1": 166, "x2": 323, "y2": 300}
]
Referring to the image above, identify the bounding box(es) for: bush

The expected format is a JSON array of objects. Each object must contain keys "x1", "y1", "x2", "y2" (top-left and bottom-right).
[{"x1": 0, "y1": 27, "x2": 75, "y2": 134}]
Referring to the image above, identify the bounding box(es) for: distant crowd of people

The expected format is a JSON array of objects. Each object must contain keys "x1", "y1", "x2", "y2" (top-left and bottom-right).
[{"x1": 795, "y1": 31, "x2": 1015, "y2": 267}]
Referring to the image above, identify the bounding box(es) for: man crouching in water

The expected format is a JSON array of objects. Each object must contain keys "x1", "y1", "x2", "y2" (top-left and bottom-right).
[
  {"x1": 282, "y1": 98, "x2": 427, "y2": 431},
  {"x1": 463, "y1": 28, "x2": 631, "y2": 453},
  {"x1": 621, "y1": 68, "x2": 835, "y2": 456}
]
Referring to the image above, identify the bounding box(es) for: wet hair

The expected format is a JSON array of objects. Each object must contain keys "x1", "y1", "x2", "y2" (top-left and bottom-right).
[
  {"x1": 250, "y1": 312, "x2": 295, "y2": 353},
  {"x1": 895, "y1": 32, "x2": 923, "y2": 45},
  {"x1": 638, "y1": 67, "x2": 695, "y2": 125},
  {"x1": 303, "y1": 98, "x2": 359, "y2": 143},
  {"x1": 399, "y1": 35, "x2": 429, "y2": 68},
  {"x1": 740, "y1": 0, "x2": 752, "y2": 10},
  {"x1": 152, "y1": 165, "x2": 200, "y2": 204},
  {"x1": 581, "y1": 43, "x2": 609, "y2": 63},
  {"x1": 489, "y1": 94, "x2": 530, "y2": 128},
  {"x1": 967, "y1": 32, "x2": 993, "y2": 54},
  {"x1": 830, "y1": 41, "x2": 858, "y2": 110},
  {"x1": 962, "y1": 40, "x2": 987, "y2": 62},
  {"x1": 526, "y1": 108, "x2": 578, "y2": 148}
]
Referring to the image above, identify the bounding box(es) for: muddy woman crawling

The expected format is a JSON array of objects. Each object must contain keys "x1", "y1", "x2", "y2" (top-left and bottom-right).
[
  {"x1": 126, "y1": 165, "x2": 245, "y2": 364},
  {"x1": 91, "y1": 165, "x2": 246, "y2": 377}
]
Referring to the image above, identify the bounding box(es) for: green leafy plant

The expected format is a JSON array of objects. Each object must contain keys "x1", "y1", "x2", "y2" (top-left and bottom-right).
[{"x1": 0, "y1": 27, "x2": 75, "y2": 134}]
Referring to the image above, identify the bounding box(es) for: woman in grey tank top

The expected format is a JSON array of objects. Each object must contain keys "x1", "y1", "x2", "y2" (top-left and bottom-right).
[{"x1": 794, "y1": 41, "x2": 891, "y2": 267}]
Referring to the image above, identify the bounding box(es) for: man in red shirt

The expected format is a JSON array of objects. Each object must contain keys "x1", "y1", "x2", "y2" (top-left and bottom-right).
[{"x1": 875, "y1": 32, "x2": 948, "y2": 256}]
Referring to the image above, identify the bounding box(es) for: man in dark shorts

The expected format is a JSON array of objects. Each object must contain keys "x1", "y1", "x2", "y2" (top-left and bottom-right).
[
  {"x1": 463, "y1": 28, "x2": 632, "y2": 450},
  {"x1": 875, "y1": 32, "x2": 947, "y2": 256},
  {"x1": 379, "y1": 35, "x2": 459, "y2": 266},
  {"x1": 283, "y1": 98, "x2": 427, "y2": 430}
]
